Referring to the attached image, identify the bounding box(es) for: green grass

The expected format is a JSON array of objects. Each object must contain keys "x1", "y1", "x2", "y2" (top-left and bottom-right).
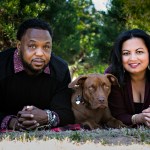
[{"x1": 0, "y1": 126, "x2": 150, "y2": 145}]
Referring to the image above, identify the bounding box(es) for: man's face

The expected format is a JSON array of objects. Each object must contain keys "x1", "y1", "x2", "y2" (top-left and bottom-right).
[{"x1": 17, "y1": 28, "x2": 52, "y2": 74}]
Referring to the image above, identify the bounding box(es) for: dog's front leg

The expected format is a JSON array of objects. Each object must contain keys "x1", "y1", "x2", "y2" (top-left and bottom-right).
[
  {"x1": 82, "y1": 120, "x2": 101, "y2": 129},
  {"x1": 102, "y1": 108, "x2": 126, "y2": 128},
  {"x1": 106, "y1": 117, "x2": 126, "y2": 128}
]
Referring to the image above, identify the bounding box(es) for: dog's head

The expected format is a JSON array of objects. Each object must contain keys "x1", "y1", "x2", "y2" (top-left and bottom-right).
[{"x1": 68, "y1": 73, "x2": 119, "y2": 110}]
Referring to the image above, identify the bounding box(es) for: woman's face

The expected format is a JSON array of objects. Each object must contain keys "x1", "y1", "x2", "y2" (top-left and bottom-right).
[{"x1": 122, "y1": 37, "x2": 149, "y2": 75}]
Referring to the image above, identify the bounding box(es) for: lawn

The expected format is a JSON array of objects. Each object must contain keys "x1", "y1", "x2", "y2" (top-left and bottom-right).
[{"x1": 0, "y1": 126, "x2": 150, "y2": 150}]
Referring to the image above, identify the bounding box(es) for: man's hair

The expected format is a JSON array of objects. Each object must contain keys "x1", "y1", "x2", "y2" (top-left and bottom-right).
[{"x1": 17, "y1": 18, "x2": 53, "y2": 40}]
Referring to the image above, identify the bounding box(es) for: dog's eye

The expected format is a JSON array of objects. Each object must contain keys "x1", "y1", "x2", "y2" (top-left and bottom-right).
[
  {"x1": 104, "y1": 85, "x2": 109, "y2": 89},
  {"x1": 89, "y1": 87, "x2": 94, "y2": 91}
]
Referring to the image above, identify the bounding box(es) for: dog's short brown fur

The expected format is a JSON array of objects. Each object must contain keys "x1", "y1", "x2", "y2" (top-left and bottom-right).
[{"x1": 68, "y1": 73, "x2": 125, "y2": 129}]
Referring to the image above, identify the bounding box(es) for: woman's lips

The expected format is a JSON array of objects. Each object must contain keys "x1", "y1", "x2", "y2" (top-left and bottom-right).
[{"x1": 129, "y1": 63, "x2": 139, "y2": 68}]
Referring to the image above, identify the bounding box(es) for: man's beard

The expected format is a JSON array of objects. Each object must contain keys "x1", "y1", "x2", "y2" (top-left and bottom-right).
[{"x1": 20, "y1": 52, "x2": 48, "y2": 75}]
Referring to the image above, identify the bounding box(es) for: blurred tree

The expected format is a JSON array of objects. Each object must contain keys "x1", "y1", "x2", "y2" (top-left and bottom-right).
[
  {"x1": 0, "y1": 0, "x2": 101, "y2": 77},
  {"x1": 0, "y1": 0, "x2": 99, "y2": 65},
  {"x1": 39, "y1": 0, "x2": 80, "y2": 64},
  {"x1": 96, "y1": 0, "x2": 150, "y2": 64},
  {"x1": 40, "y1": 0, "x2": 100, "y2": 65},
  {"x1": 0, "y1": 0, "x2": 46, "y2": 50},
  {"x1": 95, "y1": 0, "x2": 127, "y2": 63},
  {"x1": 123, "y1": 0, "x2": 150, "y2": 32},
  {"x1": 1, "y1": 0, "x2": 150, "y2": 77}
]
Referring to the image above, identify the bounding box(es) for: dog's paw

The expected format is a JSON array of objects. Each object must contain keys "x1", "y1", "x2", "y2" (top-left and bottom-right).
[
  {"x1": 115, "y1": 120, "x2": 127, "y2": 128},
  {"x1": 82, "y1": 124, "x2": 91, "y2": 130},
  {"x1": 82, "y1": 122, "x2": 100, "y2": 130},
  {"x1": 106, "y1": 118, "x2": 127, "y2": 128}
]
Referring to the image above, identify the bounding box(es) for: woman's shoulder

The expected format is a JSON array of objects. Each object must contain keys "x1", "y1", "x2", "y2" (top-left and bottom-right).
[{"x1": 104, "y1": 65, "x2": 112, "y2": 74}]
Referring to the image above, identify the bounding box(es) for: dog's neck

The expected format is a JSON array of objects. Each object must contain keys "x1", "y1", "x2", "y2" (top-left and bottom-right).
[
  {"x1": 74, "y1": 86, "x2": 91, "y2": 108},
  {"x1": 75, "y1": 94, "x2": 95, "y2": 110},
  {"x1": 75, "y1": 95, "x2": 84, "y2": 104}
]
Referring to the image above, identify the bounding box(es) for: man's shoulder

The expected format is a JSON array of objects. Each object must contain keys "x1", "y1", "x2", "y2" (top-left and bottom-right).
[
  {"x1": 50, "y1": 53, "x2": 69, "y2": 72},
  {"x1": 51, "y1": 53, "x2": 68, "y2": 67},
  {"x1": 50, "y1": 53, "x2": 70, "y2": 82}
]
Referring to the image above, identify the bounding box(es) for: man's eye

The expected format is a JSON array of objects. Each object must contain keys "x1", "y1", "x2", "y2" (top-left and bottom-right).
[
  {"x1": 44, "y1": 45, "x2": 50, "y2": 50},
  {"x1": 29, "y1": 45, "x2": 36, "y2": 49}
]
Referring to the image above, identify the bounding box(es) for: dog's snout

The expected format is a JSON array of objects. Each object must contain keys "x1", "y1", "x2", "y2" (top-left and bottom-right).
[{"x1": 98, "y1": 96, "x2": 105, "y2": 102}]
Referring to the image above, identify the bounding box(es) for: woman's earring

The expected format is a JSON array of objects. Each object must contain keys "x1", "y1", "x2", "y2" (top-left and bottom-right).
[
  {"x1": 148, "y1": 65, "x2": 150, "y2": 70},
  {"x1": 123, "y1": 68, "x2": 125, "y2": 73}
]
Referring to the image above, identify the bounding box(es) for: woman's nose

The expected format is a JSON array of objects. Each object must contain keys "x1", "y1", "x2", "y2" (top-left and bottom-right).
[{"x1": 129, "y1": 53, "x2": 137, "y2": 60}]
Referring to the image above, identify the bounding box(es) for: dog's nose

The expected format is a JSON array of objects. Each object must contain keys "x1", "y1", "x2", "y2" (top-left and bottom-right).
[{"x1": 98, "y1": 96, "x2": 105, "y2": 103}]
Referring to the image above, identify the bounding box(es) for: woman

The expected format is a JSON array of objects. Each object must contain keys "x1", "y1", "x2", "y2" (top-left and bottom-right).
[{"x1": 105, "y1": 29, "x2": 150, "y2": 127}]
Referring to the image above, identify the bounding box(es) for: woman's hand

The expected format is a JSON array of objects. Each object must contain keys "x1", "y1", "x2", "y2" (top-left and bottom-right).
[{"x1": 142, "y1": 106, "x2": 150, "y2": 127}]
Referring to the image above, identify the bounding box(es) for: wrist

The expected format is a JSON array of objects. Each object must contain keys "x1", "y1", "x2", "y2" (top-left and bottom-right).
[
  {"x1": 8, "y1": 118, "x2": 18, "y2": 130},
  {"x1": 45, "y1": 109, "x2": 53, "y2": 127},
  {"x1": 131, "y1": 114, "x2": 137, "y2": 124},
  {"x1": 1, "y1": 115, "x2": 17, "y2": 130},
  {"x1": 132, "y1": 113, "x2": 144, "y2": 124},
  {"x1": 44, "y1": 110, "x2": 59, "y2": 127}
]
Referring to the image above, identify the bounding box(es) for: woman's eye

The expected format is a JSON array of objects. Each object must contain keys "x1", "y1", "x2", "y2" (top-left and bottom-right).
[
  {"x1": 136, "y1": 51, "x2": 143, "y2": 54},
  {"x1": 122, "y1": 52, "x2": 129, "y2": 56}
]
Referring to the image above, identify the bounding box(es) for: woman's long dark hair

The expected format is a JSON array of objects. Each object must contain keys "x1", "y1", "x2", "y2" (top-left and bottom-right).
[{"x1": 110, "y1": 29, "x2": 150, "y2": 85}]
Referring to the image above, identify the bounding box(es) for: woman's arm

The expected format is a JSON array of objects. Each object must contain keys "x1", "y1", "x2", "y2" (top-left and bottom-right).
[{"x1": 108, "y1": 85, "x2": 133, "y2": 125}]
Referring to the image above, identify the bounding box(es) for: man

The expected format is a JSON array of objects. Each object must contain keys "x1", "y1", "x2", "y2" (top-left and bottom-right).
[{"x1": 0, "y1": 18, "x2": 74, "y2": 131}]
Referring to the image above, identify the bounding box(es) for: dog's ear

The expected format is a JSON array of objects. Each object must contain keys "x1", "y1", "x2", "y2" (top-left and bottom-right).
[
  {"x1": 68, "y1": 75, "x2": 88, "y2": 88},
  {"x1": 105, "y1": 73, "x2": 120, "y2": 86}
]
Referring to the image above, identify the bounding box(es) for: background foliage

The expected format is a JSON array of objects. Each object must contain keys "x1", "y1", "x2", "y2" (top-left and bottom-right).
[{"x1": 0, "y1": 0, "x2": 150, "y2": 77}]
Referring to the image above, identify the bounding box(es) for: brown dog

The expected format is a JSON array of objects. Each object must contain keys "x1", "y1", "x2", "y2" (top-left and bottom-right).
[{"x1": 68, "y1": 73, "x2": 125, "y2": 129}]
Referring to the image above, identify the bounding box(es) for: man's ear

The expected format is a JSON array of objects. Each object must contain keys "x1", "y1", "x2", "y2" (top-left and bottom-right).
[{"x1": 17, "y1": 41, "x2": 21, "y2": 55}]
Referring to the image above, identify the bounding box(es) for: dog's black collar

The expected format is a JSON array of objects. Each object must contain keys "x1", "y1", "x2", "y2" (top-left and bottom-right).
[
  {"x1": 75, "y1": 86, "x2": 87, "y2": 105},
  {"x1": 75, "y1": 95, "x2": 84, "y2": 104}
]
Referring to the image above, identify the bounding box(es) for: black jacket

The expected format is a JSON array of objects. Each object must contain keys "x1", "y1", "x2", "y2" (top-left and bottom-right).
[{"x1": 0, "y1": 48, "x2": 74, "y2": 126}]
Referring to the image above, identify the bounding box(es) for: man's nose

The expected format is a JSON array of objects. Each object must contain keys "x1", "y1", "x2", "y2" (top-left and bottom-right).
[{"x1": 35, "y1": 48, "x2": 44, "y2": 56}]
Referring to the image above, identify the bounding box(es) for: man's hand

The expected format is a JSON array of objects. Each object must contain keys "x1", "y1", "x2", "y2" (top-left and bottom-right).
[
  {"x1": 8, "y1": 117, "x2": 19, "y2": 130},
  {"x1": 17, "y1": 106, "x2": 48, "y2": 130},
  {"x1": 8, "y1": 117, "x2": 26, "y2": 131}
]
